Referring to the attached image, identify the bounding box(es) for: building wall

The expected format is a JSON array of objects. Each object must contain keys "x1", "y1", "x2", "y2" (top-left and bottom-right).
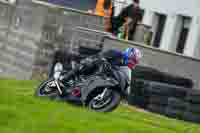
[
  {"x1": 140, "y1": 0, "x2": 199, "y2": 17},
  {"x1": 0, "y1": 0, "x2": 106, "y2": 80},
  {"x1": 140, "y1": 0, "x2": 200, "y2": 59},
  {"x1": 46, "y1": 0, "x2": 97, "y2": 11}
]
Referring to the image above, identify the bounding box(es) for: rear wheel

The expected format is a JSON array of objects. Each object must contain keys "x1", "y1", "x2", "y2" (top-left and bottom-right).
[{"x1": 87, "y1": 88, "x2": 121, "y2": 112}]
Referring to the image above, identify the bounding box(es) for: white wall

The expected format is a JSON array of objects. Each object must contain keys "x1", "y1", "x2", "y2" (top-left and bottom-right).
[
  {"x1": 184, "y1": 16, "x2": 200, "y2": 57},
  {"x1": 139, "y1": 0, "x2": 200, "y2": 59},
  {"x1": 140, "y1": 0, "x2": 200, "y2": 17},
  {"x1": 160, "y1": 15, "x2": 182, "y2": 51}
]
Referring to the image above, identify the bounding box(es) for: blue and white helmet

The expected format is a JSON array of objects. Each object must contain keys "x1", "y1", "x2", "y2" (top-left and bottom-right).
[{"x1": 123, "y1": 47, "x2": 142, "y2": 66}]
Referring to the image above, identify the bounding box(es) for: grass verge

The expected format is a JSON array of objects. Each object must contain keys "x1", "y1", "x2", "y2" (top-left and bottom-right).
[{"x1": 0, "y1": 78, "x2": 199, "y2": 133}]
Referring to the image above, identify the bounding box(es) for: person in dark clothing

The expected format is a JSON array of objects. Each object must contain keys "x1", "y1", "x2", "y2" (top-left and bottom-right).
[{"x1": 111, "y1": 0, "x2": 143, "y2": 40}]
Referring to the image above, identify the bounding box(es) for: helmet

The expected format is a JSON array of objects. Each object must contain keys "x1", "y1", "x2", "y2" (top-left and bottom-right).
[
  {"x1": 123, "y1": 47, "x2": 142, "y2": 69},
  {"x1": 133, "y1": 0, "x2": 140, "y2": 4},
  {"x1": 133, "y1": 0, "x2": 140, "y2": 8}
]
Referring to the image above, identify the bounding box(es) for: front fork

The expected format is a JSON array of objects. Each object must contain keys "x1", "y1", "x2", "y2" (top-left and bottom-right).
[{"x1": 54, "y1": 79, "x2": 63, "y2": 95}]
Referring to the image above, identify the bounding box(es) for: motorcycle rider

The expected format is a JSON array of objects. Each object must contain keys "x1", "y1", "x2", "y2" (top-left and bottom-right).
[{"x1": 59, "y1": 47, "x2": 142, "y2": 92}]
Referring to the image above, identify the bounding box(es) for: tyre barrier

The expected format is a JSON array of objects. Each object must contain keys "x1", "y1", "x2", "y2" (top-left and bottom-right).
[
  {"x1": 148, "y1": 82, "x2": 188, "y2": 98},
  {"x1": 147, "y1": 104, "x2": 166, "y2": 115},
  {"x1": 129, "y1": 78, "x2": 200, "y2": 123},
  {"x1": 186, "y1": 103, "x2": 200, "y2": 114},
  {"x1": 186, "y1": 89, "x2": 200, "y2": 104},
  {"x1": 129, "y1": 79, "x2": 150, "y2": 108},
  {"x1": 132, "y1": 66, "x2": 193, "y2": 88},
  {"x1": 148, "y1": 82, "x2": 174, "y2": 96},
  {"x1": 128, "y1": 95, "x2": 149, "y2": 108},
  {"x1": 165, "y1": 107, "x2": 184, "y2": 120},
  {"x1": 149, "y1": 95, "x2": 168, "y2": 106},
  {"x1": 167, "y1": 97, "x2": 187, "y2": 110},
  {"x1": 171, "y1": 86, "x2": 188, "y2": 99},
  {"x1": 183, "y1": 111, "x2": 200, "y2": 123}
]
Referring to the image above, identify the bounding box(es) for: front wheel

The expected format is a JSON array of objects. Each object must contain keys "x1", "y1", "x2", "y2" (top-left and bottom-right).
[
  {"x1": 87, "y1": 88, "x2": 121, "y2": 112},
  {"x1": 35, "y1": 78, "x2": 60, "y2": 100}
]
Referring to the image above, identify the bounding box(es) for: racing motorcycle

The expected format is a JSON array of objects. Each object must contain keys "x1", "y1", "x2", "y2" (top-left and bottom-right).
[{"x1": 35, "y1": 57, "x2": 130, "y2": 112}]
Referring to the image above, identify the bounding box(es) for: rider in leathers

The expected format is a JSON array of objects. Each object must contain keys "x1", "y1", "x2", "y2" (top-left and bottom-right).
[{"x1": 59, "y1": 47, "x2": 142, "y2": 92}]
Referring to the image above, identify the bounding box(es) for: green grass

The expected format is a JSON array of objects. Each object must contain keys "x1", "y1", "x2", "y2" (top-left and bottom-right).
[{"x1": 0, "y1": 78, "x2": 199, "y2": 133}]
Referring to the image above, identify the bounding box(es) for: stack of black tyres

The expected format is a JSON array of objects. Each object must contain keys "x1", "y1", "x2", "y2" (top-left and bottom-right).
[
  {"x1": 147, "y1": 82, "x2": 169, "y2": 115},
  {"x1": 147, "y1": 82, "x2": 187, "y2": 116},
  {"x1": 183, "y1": 90, "x2": 200, "y2": 123},
  {"x1": 165, "y1": 97, "x2": 187, "y2": 120},
  {"x1": 128, "y1": 79, "x2": 150, "y2": 108},
  {"x1": 130, "y1": 65, "x2": 200, "y2": 124}
]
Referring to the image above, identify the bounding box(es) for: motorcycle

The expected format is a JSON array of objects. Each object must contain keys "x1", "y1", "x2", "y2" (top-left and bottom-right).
[{"x1": 35, "y1": 58, "x2": 130, "y2": 112}]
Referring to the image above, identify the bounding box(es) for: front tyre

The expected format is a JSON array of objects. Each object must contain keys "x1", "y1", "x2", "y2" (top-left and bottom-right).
[
  {"x1": 35, "y1": 78, "x2": 60, "y2": 100},
  {"x1": 88, "y1": 89, "x2": 121, "y2": 112}
]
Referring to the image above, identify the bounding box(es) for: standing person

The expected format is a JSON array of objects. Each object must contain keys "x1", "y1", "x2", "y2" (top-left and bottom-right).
[
  {"x1": 94, "y1": 0, "x2": 113, "y2": 17},
  {"x1": 110, "y1": 0, "x2": 133, "y2": 36},
  {"x1": 112, "y1": 0, "x2": 133, "y2": 17},
  {"x1": 93, "y1": 0, "x2": 113, "y2": 32},
  {"x1": 111, "y1": 0, "x2": 143, "y2": 40},
  {"x1": 87, "y1": 0, "x2": 113, "y2": 32}
]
